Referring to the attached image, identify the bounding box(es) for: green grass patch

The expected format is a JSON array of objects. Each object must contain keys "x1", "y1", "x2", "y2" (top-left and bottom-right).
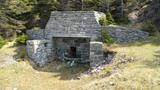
[
  {"x1": 15, "y1": 34, "x2": 28, "y2": 45},
  {"x1": 0, "y1": 36, "x2": 7, "y2": 48}
]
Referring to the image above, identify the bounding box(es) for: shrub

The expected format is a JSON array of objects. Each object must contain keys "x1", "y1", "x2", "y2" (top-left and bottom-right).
[
  {"x1": 106, "y1": 12, "x2": 115, "y2": 25},
  {"x1": 99, "y1": 16, "x2": 108, "y2": 26},
  {"x1": 0, "y1": 36, "x2": 7, "y2": 48},
  {"x1": 16, "y1": 34, "x2": 28, "y2": 45},
  {"x1": 115, "y1": 16, "x2": 130, "y2": 25},
  {"x1": 99, "y1": 12, "x2": 115, "y2": 26},
  {"x1": 101, "y1": 29, "x2": 114, "y2": 44},
  {"x1": 141, "y1": 21, "x2": 158, "y2": 36}
]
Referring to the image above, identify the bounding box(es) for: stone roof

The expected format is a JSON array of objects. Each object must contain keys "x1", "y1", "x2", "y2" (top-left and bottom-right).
[{"x1": 45, "y1": 11, "x2": 104, "y2": 41}]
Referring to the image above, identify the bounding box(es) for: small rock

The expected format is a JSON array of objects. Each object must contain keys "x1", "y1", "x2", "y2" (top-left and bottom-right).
[
  {"x1": 109, "y1": 81, "x2": 115, "y2": 86},
  {"x1": 13, "y1": 87, "x2": 18, "y2": 90}
]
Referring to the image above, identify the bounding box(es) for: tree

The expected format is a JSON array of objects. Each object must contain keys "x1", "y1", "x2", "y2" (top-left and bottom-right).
[{"x1": 0, "y1": 0, "x2": 34, "y2": 38}]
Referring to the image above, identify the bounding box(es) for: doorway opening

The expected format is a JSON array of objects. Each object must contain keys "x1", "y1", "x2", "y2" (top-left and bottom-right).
[{"x1": 70, "y1": 47, "x2": 77, "y2": 58}]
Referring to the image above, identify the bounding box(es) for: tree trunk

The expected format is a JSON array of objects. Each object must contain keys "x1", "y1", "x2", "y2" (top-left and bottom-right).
[{"x1": 121, "y1": 0, "x2": 124, "y2": 17}]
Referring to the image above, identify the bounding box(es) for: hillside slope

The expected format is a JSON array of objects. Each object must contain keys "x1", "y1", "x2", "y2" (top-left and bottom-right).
[
  {"x1": 0, "y1": 37, "x2": 160, "y2": 90},
  {"x1": 80, "y1": 37, "x2": 160, "y2": 90}
]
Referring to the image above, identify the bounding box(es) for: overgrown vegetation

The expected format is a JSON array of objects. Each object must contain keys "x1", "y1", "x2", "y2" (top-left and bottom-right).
[
  {"x1": 0, "y1": 36, "x2": 6, "y2": 48},
  {"x1": 99, "y1": 12, "x2": 115, "y2": 26},
  {"x1": 0, "y1": 37, "x2": 7, "y2": 48},
  {"x1": 141, "y1": 21, "x2": 158, "y2": 36},
  {"x1": 115, "y1": 17, "x2": 130, "y2": 25},
  {"x1": 101, "y1": 28, "x2": 114, "y2": 44},
  {"x1": 15, "y1": 34, "x2": 28, "y2": 45}
]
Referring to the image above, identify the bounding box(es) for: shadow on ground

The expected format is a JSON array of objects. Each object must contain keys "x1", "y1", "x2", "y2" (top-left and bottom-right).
[
  {"x1": 33, "y1": 60, "x2": 90, "y2": 80},
  {"x1": 9, "y1": 42, "x2": 90, "y2": 80}
]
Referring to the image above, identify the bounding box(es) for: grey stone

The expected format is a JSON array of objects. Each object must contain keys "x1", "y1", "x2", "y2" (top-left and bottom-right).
[
  {"x1": 104, "y1": 25, "x2": 149, "y2": 43},
  {"x1": 26, "y1": 11, "x2": 104, "y2": 67},
  {"x1": 26, "y1": 29, "x2": 45, "y2": 40},
  {"x1": 90, "y1": 42, "x2": 104, "y2": 67},
  {"x1": 26, "y1": 40, "x2": 51, "y2": 67}
]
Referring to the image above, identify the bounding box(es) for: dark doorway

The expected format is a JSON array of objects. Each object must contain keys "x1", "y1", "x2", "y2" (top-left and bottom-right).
[{"x1": 70, "y1": 47, "x2": 77, "y2": 58}]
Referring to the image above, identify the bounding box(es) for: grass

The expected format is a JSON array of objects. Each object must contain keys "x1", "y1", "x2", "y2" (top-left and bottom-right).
[
  {"x1": 0, "y1": 61, "x2": 91, "y2": 90},
  {"x1": 80, "y1": 36, "x2": 160, "y2": 90},
  {"x1": 0, "y1": 36, "x2": 160, "y2": 90},
  {"x1": 0, "y1": 41, "x2": 92, "y2": 90}
]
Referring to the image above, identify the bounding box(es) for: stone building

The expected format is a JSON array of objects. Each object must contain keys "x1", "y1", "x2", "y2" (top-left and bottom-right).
[{"x1": 26, "y1": 11, "x2": 105, "y2": 67}]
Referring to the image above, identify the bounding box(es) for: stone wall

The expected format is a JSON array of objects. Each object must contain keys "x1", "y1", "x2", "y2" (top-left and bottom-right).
[
  {"x1": 26, "y1": 29, "x2": 45, "y2": 40},
  {"x1": 105, "y1": 25, "x2": 149, "y2": 43},
  {"x1": 53, "y1": 37, "x2": 90, "y2": 62},
  {"x1": 26, "y1": 40, "x2": 52, "y2": 66},
  {"x1": 45, "y1": 11, "x2": 102, "y2": 41},
  {"x1": 90, "y1": 42, "x2": 104, "y2": 67},
  {"x1": 26, "y1": 11, "x2": 104, "y2": 67}
]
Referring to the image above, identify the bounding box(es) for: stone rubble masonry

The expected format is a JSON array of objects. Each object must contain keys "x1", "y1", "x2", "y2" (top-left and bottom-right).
[
  {"x1": 90, "y1": 42, "x2": 104, "y2": 67},
  {"x1": 105, "y1": 25, "x2": 149, "y2": 43},
  {"x1": 26, "y1": 11, "x2": 149, "y2": 67},
  {"x1": 45, "y1": 11, "x2": 103, "y2": 41},
  {"x1": 26, "y1": 11, "x2": 104, "y2": 67},
  {"x1": 26, "y1": 29, "x2": 45, "y2": 40},
  {"x1": 26, "y1": 40, "x2": 52, "y2": 67}
]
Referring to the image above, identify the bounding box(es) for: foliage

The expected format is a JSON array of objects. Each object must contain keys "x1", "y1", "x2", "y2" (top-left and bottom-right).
[
  {"x1": 6, "y1": 0, "x2": 35, "y2": 15},
  {"x1": 0, "y1": 0, "x2": 35, "y2": 30},
  {"x1": 16, "y1": 34, "x2": 28, "y2": 45},
  {"x1": 0, "y1": 36, "x2": 6, "y2": 48},
  {"x1": 99, "y1": 12, "x2": 115, "y2": 26},
  {"x1": 141, "y1": 21, "x2": 158, "y2": 36},
  {"x1": 106, "y1": 12, "x2": 115, "y2": 24},
  {"x1": 101, "y1": 29, "x2": 114, "y2": 44},
  {"x1": 83, "y1": 0, "x2": 112, "y2": 12},
  {"x1": 115, "y1": 17, "x2": 130, "y2": 25},
  {"x1": 0, "y1": 0, "x2": 158, "y2": 39},
  {"x1": 31, "y1": 0, "x2": 59, "y2": 28},
  {"x1": 99, "y1": 17, "x2": 108, "y2": 26}
]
